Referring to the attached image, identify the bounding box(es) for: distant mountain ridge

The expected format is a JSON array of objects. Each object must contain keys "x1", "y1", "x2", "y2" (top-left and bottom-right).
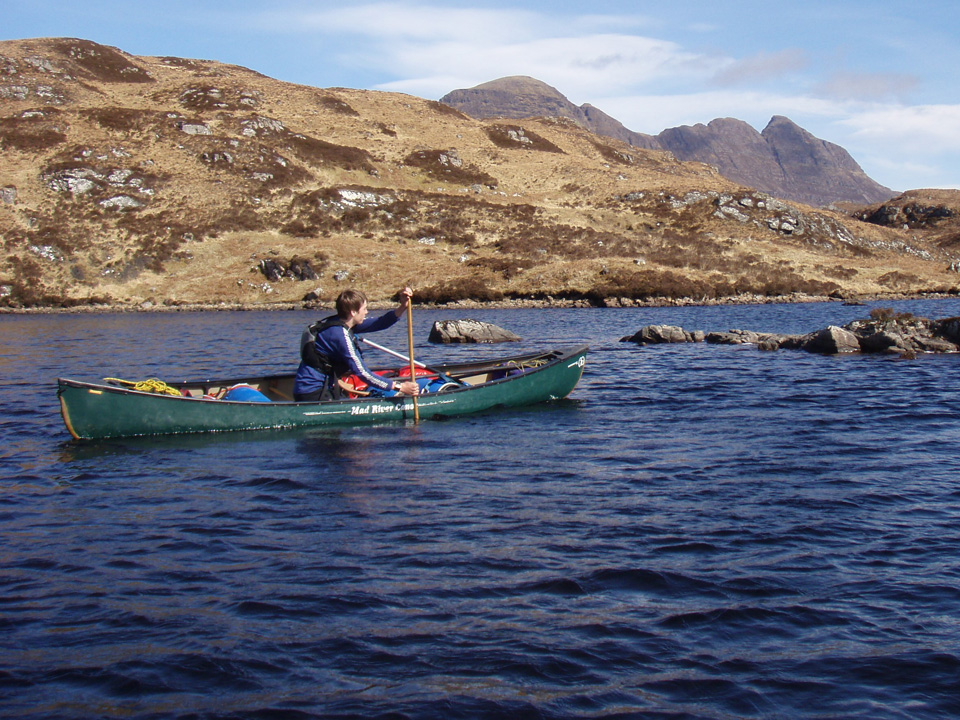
[{"x1": 440, "y1": 77, "x2": 895, "y2": 207}]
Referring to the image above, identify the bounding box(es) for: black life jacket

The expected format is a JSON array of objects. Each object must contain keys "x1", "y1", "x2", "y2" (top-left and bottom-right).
[{"x1": 300, "y1": 315, "x2": 356, "y2": 381}]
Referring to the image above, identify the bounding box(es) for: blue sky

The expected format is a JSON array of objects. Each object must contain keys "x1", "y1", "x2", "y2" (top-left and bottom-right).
[{"x1": 6, "y1": 0, "x2": 960, "y2": 192}]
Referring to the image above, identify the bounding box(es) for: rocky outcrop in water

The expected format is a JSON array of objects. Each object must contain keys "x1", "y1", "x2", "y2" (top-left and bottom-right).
[
  {"x1": 622, "y1": 310, "x2": 960, "y2": 357},
  {"x1": 624, "y1": 324, "x2": 705, "y2": 345},
  {"x1": 428, "y1": 319, "x2": 521, "y2": 343}
]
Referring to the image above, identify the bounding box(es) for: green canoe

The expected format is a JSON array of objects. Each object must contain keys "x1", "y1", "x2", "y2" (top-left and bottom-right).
[{"x1": 58, "y1": 345, "x2": 588, "y2": 440}]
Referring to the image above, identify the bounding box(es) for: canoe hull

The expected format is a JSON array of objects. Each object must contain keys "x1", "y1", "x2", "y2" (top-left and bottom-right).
[{"x1": 58, "y1": 345, "x2": 588, "y2": 440}]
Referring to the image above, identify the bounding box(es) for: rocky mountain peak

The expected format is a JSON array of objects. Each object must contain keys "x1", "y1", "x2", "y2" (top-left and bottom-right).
[
  {"x1": 440, "y1": 78, "x2": 658, "y2": 150},
  {"x1": 442, "y1": 78, "x2": 895, "y2": 207},
  {"x1": 441, "y1": 76, "x2": 571, "y2": 119},
  {"x1": 765, "y1": 114, "x2": 797, "y2": 128},
  {"x1": 472, "y1": 76, "x2": 566, "y2": 97}
]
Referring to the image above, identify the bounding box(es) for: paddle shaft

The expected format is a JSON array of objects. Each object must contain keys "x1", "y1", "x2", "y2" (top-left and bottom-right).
[
  {"x1": 360, "y1": 338, "x2": 428, "y2": 368},
  {"x1": 361, "y1": 338, "x2": 462, "y2": 389},
  {"x1": 406, "y1": 302, "x2": 419, "y2": 423}
]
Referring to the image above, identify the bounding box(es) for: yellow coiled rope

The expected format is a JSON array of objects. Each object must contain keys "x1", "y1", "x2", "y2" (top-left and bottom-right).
[
  {"x1": 103, "y1": 377, "x2": 183, "y2": 396},
  {"x1": 504, "y1": 358, "x2": 548, "y2": 371}
]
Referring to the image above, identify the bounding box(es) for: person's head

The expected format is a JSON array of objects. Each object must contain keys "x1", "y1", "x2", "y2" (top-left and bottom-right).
[{"x1": 336, "y1": 288, "x2": 368, "y2": 322}]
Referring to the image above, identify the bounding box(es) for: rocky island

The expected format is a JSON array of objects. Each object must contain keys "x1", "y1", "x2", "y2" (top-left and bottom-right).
[{"x1": 623, "y1": 308, "x2": 960, "y2": 358}]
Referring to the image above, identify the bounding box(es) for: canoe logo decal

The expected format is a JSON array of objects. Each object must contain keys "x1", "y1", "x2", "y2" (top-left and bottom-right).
[{"x1": 350, "y1": 402, "x2": 404, "y2": 416}]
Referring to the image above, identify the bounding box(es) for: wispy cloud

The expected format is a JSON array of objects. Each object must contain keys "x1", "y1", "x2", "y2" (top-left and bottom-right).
[
  {"x1": 574, "y1": 13, "x2": 658, "y2": 33},
  {"x1": 253, "y1": 3, "x2": 541, "y2": 43},
  {"x1": 815, "y1": 71, "x2": 920, "y2": 102},
  {"x1": 711, "y1": 49, "x2": 808, "y2": 87}
]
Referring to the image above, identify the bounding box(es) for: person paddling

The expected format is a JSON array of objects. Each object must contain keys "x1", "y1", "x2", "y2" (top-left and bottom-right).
[{"x1": 293, "y1": 287, "x2": 420, "y2": 401}]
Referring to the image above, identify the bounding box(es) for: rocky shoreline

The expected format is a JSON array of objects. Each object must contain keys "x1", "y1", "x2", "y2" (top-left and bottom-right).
[
  {"x1": 623, "y1": 308, "x2": 960, "y2": 358},
  {"x1": 3, "y1": 291, "x2": 959, "y2": 315}
]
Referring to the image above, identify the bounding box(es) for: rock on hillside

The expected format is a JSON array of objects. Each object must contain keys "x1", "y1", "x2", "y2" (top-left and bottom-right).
[
  {"x1": 442, "y1": 77, "x2": 895, "y2": 207},
  {"x1": 853, "y1": 189, "x2": 960, "y2": 252}
]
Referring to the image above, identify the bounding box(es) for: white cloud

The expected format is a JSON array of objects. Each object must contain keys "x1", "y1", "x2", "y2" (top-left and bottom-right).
[
  {"x1": 835, "y1": 103, "x2": 960, "y2": 188},
  {"x1": 251, "y1": 4, "x2": 720, "y2": 100},
  {"x1": 375, "y1": 34, "x2": 717, "y2": 100},
  {"x1": 841, "y1": 104, "x2": 960, "y2": 153},
  {"x1": 857, "y1": 154, "x2": 958, "y2": 191}
]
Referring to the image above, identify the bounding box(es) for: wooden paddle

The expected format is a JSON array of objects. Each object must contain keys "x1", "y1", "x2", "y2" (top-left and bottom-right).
[{"x1": 406, "y1": 292, "x2": 419, "y2": 423}]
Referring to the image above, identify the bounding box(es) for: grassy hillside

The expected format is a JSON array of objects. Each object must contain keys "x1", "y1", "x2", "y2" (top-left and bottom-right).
[{"x1": 1, "y1": 38, "x2": 958, "y2": 310}]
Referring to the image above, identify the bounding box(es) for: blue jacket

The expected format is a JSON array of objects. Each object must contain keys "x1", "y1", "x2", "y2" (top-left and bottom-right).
[{"x1": 293, "y1": 311, "x2": 400, "y2": 397}]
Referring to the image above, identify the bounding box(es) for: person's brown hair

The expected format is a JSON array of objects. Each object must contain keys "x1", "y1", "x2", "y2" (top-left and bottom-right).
[{"x1": 335, "y1": 289, "x2": 367, "y2": 319}]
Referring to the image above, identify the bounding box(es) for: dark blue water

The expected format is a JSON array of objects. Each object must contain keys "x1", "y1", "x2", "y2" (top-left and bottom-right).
[{"x1": 3, "y1": 299, "x2": 960, "y2": 719}]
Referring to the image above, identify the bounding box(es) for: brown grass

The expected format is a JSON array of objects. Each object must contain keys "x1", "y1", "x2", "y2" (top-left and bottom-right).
[
  {"x1": 49, "y1": 38, "x2": 154, "y2": 84},
  {"x1": 591, "y1": 140, "x2": 636, "y2": 166},
  {"x1": 177, "y1": 87, "x2": 262, "y2": 112},
  {"x1": 878, "y1": 271, "x2": 921, "y2": 289},
  {"x1": 590, "y1": 266, "x2": 841, "y2": 302},
  {"x1": 485, "y1": 124, "x2": 565, "y2": 153},
  {"x1": 0, "y1": 116, "x2": 67, "y2": 151},
  {"x1": 285, "y1": 133, "x2": 375, "y2": 173},
  {"x1": 80, "y1": 107, "x2": 151, "y2": 132},
  {"x1": 426, "y1": 100, "x2": 469, "y2": 120},
  {"x1": 316, "y1": 94, "x2": 361, "y2": 116},
  {"x1": 403, "y1": 149, "x2": 498, "y2": 187},
  {"x1": 417, "y1": 276, "x2": 504, "y2": 303}
]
